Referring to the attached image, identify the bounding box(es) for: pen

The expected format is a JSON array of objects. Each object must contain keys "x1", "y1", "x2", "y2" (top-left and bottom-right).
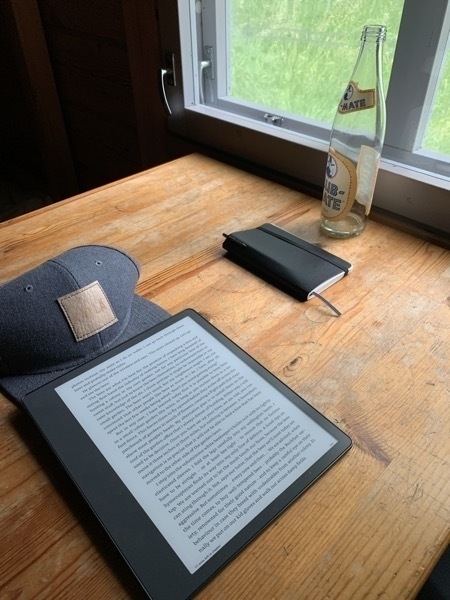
[{"x1": 222, "y1": 233, "x2": 247, "y2": 247}]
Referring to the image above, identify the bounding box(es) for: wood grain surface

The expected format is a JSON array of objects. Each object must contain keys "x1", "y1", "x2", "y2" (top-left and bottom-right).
[{"x1": 0, "y1": 154, "x2": 448, "y2": 599}]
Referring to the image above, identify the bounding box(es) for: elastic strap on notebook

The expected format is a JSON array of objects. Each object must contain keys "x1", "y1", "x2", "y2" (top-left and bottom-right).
[
  {"x1": 311, "y1": 292, "x2": 341, "y2": 317},
  {"x1": 259, "y1": 225, "x2": 351, "y2": 274}
]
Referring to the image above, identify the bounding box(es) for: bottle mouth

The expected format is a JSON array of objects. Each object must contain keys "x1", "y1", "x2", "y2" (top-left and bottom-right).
[{"x1": 362, "y1": 25, "x2": 387, "y2": 41}]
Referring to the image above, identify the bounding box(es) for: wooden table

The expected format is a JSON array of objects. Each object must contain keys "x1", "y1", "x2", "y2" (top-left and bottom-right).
[{"x1": 1, "y1": 154, "x2": 448, "y2": 599}]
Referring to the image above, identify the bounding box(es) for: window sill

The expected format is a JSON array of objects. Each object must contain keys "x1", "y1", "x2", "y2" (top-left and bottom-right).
[{"x1": 168, "y1": 104, "x2": 450, "y2": 239}]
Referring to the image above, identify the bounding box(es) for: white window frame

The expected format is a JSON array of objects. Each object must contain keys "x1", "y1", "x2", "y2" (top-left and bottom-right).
[{"x1": 158, "y1": 0, "x2": 450, "y2": 239}]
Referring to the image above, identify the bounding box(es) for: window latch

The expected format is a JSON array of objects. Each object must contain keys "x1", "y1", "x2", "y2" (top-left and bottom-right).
[{"x1": 264, "y1": 113, "x2": 284, "y2": 126}]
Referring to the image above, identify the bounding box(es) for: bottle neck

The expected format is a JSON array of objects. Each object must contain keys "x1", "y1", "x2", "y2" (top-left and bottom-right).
[
  {"x1": 333, "y1": 24, "x2": 387, "y2": 143},
  {"x1": 352, "y1": 25, "x2": 385, "y2": 90},
  {"x1": 361, "y1": 25, "x2": 387, "y2": 44}
]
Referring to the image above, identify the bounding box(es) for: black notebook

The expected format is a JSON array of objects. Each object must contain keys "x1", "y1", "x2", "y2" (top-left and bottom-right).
[
  {"x1": 223, "y1": 223, "x2": 353, "y2": 302},
  {"x1": 23, "y1": 309, "x2": 351, "y2": 600}
]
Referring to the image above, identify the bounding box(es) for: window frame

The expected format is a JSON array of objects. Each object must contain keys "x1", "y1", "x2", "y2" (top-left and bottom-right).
[{"x1": 158, "y1": 0, "x2": 450, "y2": 239}]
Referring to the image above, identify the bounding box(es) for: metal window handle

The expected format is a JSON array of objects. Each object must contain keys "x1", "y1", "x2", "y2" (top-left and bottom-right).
[
  {"x1": 160, "y1": 68, "x2": 173, "y2": 115},
  {"x1": 159, "y1": 53, "x2": 176, "y2": 115},
  {"x1": 199, "y1": 46, "x2": 215, "y2": 104},
  {"x1": 199, "y1": 60, "x2": 211, "y2": 104}
]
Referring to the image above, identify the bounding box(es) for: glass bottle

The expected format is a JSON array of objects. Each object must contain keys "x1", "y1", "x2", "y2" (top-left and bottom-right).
[{"x1": 320, "y1": 25, "x2": 386, "y2": 238}]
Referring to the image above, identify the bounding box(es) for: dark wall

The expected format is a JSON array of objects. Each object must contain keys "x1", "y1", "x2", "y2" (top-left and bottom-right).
[
  {"x1": 0, "y1": 1, "x2": 47, "y2": 190},
  {"x1": 40, "y1": 0, "x2": 145, "y2": 190},
  {"x1": 0, "y1": 0, "x2": 190, "y2": 212}
]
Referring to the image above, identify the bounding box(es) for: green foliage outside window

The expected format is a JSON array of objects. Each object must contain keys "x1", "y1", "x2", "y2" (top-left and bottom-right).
[{"x1": 230, "y1": 0, "x2": 449, "y2": 155}]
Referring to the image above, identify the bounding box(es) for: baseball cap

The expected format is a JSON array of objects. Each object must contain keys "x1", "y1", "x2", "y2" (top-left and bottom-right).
[{"x1": 0, "y1": 245, "x2": 170, "y2": 405}]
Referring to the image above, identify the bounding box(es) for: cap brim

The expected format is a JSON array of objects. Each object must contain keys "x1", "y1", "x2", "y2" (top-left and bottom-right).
[{"x1": 0, "y1": 295, "x2": 170, "y2": 405}]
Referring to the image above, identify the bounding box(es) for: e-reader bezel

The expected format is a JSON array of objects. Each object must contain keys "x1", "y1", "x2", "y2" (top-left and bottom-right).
[{"x1": 23, "y1": 308, "x2": 352, "y2": 600}]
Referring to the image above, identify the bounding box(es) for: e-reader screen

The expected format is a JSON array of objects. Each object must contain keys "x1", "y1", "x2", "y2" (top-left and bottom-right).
[{"x1": 23, "y1": 309, "x2": 352, "y2": 600}]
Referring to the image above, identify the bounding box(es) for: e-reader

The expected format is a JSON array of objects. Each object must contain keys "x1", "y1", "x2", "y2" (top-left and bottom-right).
[{"x1": 23, "y1": 309, "x2": 352, "y2": 600}]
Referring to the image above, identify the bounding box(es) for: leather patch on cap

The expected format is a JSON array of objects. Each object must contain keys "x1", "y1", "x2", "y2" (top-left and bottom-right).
[{"x1": 58, "y1": 281, "x2": 118, "y2": 341}]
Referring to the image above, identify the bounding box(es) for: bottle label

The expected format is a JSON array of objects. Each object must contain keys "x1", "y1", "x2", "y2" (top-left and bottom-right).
[
  {"x1": 356, "y1": 146, "x2": 380, "y2": 214},
  {"x1": 338, "y1": 80, "x2": 376, "y2": 114},
  {"x1": 321, "y1": 149, "x2": 357, "y2": 221}
]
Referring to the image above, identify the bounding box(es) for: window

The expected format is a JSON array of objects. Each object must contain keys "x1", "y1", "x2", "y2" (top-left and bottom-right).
[
  {"x1": 158, "y1": 0, "x2": 450, "y2": 237},
  {"x1": 228, "y1": 1, "x2": 403, "y2": 124}
]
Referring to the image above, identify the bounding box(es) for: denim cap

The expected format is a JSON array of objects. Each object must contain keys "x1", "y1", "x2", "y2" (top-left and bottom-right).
[{"x1": 0, "y1": 245, "x2": 170, "y2": 404}]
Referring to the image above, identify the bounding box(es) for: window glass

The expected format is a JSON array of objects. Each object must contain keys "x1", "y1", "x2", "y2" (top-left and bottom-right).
[
  {"x1": 423, "y1": 42, "x2": 450, "y2": 155},
  {"x1": 229, "y1": 0, "x2": 405, "y2": 124}
]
